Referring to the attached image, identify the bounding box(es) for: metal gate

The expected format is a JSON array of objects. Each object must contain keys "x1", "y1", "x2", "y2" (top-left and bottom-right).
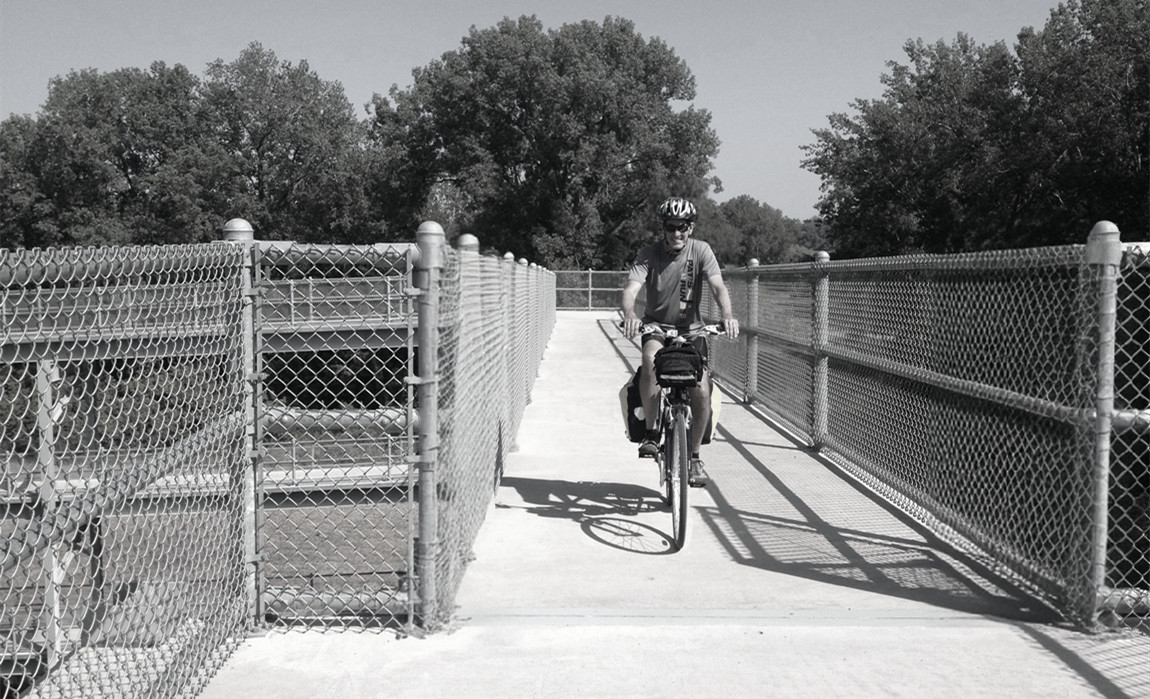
[{"x1": 253, "y1": 241, "x2": 418, "y2": 630}]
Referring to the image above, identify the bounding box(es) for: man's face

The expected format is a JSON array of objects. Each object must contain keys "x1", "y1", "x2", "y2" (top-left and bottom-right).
[{"x1": 662, "y1": 219, "x2": 693, "y2": 253}]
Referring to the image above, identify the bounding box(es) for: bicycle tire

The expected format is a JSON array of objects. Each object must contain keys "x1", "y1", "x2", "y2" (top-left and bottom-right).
[{"x1": 669, "y1": 407, "x2": 689, "y2": 550}]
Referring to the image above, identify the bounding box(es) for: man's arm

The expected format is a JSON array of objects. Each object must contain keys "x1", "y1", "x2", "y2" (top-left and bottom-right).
[
  {"x1": 621, "y1": 280, "x2": 644, "y2": 339},
  {"x1": 707, "y1": 274, "x2": 740, "y2": 339}
]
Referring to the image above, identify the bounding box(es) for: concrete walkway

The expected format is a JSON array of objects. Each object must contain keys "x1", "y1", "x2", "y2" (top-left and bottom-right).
[{"x1": 201, "y1": 311, "x2": 1147, "y2": 699}]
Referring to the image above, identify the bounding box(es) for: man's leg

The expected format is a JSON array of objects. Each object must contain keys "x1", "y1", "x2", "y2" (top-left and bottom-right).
[
  {"x1": 690, "y1": 369, "x2": 712, "y2": 456},
  {"x1": 639, "y1": 337, "x2": 663, "y2": 431},
  {"x1": 637, "y1": 336, "x2": 663, "y2": 457},
  {"x1": 687, "y1": 369, "x2": 712, "y2": 486}
]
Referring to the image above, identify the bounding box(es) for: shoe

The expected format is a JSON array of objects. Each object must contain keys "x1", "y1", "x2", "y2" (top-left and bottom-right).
[
  {"x1": 638, "y1": 438, "x2": 659, "y2": 459},
  {"x1": 688, "y1": 458, "x2": 709, "y2": 487}
]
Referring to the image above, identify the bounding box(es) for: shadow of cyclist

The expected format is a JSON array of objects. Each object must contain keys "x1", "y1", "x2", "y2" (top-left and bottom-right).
[
  {"x1": 497, "y1": 476, "x2": 661, "y2": 519},
  {"x1": 497, "y1": 476, "x2": 677, "y2": 555}
]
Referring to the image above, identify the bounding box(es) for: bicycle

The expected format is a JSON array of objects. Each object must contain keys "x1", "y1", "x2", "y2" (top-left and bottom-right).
[{"x1": 624, "y1": 322, "x2": 723, "y2": 551}]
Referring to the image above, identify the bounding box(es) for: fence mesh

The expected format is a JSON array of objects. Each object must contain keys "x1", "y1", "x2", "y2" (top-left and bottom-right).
[
  {"x1": 1, "y1": 245, "x2": 249, "y2": 698},
  {"x1": 1109, "y1": 244, "x2": 1150, "y2": 624},
  {"x1": 254, "y1": 242, "x2": 417, "y2": 631},
  {"x1": 708, "y1": 239, "x2": 1149, "y2": 631},
  {"x1": 431, "y1": 248, "x2": 555, "y2": 624},
  {"x1": 554, "y1": 270, "x2": 626, "y2": 310}
]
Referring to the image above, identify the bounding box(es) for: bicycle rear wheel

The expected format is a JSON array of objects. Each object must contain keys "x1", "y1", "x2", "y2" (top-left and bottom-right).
[{"x1": 668, "y1": 408, "x2": 689, "y2": 550}]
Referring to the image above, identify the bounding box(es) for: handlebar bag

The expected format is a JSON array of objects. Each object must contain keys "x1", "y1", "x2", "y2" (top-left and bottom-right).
[{"x1": 654, "y1": 343, "x2": 703, "y2": 388}]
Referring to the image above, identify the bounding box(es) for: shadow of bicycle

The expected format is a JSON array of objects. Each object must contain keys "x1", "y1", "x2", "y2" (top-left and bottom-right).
[{"x1": 498, "y1": 476, "x2": 676, "y2": 555}]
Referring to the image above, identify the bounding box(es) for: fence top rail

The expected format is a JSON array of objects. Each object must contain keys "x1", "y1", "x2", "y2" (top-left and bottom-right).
[
  {"x1": 257, "y1": 241, "x2": 415, "y2": 271},
  {"x1": 1123, "y1": 242, "x2": 1150, "y2": 265},
  {"x1": 0, "y1": 244, "x2": 245, "y2": 287},
  {"x1": 724, "y1": 245, "x2": 1090, "y2": 279}
]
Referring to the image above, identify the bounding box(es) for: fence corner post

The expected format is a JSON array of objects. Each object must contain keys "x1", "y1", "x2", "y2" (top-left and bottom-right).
[
  {"x1": 415, "y1": 221, "x2": 445, "y2": 627},
  {"x1": 221, "y1": 217, "x2": 264, "y2": 628},
  {"x1": 1085, "y1": 220, "x2": 1122, "y2": 625},
  {"x1": 812, "y1": 251, "x2": 831, "y2": 451}
]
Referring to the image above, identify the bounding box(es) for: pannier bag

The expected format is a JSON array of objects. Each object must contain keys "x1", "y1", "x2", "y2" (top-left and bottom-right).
[
  {"x1": 619, "y1": 367, "x2": 722, "y2": 444},
  {"x1": 619, "y1": 367, "x2": 646, "y2": 443},
  {"x1": 653, "y1": 343, "x2": 703, "y2": 388}
]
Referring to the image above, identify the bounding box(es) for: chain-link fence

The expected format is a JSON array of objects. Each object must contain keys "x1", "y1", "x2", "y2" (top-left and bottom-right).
[
  {"x1": 1109, "y1": 242, "x2": 1149, "y2": 627},
  {"x1": 555, "y1": 270, "x2": 627, "y2": 310},
  {"x1": 254, "y1": 241, "x2": 417, "y2": 632},
  {"x1": 430, "y1": 241, "x2": 556, "y2": 623},
  {"x1": 706, "y1": 222, "x2": 1148, "y2": 632},
  {"x1": 1, "y1": 245, "x2": 250, "y2": 698},
  {"x1": 1, "y1": 225, "x2": 556, "y2": 696}
]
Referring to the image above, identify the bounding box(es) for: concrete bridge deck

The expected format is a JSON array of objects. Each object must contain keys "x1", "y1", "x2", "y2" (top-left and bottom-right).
[{"x1": 201, "y1": 311, "x2": 1147, "y2": 698}]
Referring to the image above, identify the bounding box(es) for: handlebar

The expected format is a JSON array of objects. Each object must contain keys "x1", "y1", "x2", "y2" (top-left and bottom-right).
[{"x1": 617, "y1": 321, "x2": 727, "y2": 338}]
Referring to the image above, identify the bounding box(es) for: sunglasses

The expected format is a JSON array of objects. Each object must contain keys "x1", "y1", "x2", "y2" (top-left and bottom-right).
[{"x1": 663, "y1": 221, "x2": 692, "y2": 233}]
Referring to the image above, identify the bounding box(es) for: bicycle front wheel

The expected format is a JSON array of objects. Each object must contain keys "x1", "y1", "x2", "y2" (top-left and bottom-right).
[{"x1": 669, "y1": 407, "x2": 689, "y2": 550}]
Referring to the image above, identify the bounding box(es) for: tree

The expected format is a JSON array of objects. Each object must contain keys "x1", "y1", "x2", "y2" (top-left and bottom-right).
[
  {"x1": 1013, "y1": 0, "x2": 1150, "y2": 243},
  {"x1": 0, "y1": 115, "x2": 45, "y2": 247},
  {"x1": 793, "y1": 218, "x2": 831, "y2": 259},
  {"x1": 369, "y1": 15, "x2": 721, "y2": 268},
  {"x1": 201, "y1": 43, "x2": 372, "y2": 243},
  {"x1": 717, "y1": 195, "x2": 797, "y2": 264},
  {"x1": 802, "y1": 0, "x2": 1149, "y2": 257},
  {"x1": 802, "y1": 35, "x2": 1024, "y2": 256},
  {"x1": 0, "y1": 63, "x2": 215, "y2": 247}
]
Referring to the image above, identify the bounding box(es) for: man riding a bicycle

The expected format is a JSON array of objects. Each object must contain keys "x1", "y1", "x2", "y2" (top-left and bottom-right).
[{"x1": 621, "y1": 197, "x2": 740, "y2": 487}]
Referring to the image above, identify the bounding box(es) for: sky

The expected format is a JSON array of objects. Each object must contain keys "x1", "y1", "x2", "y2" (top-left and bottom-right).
[{"x1": 1, "y1": 0, "x2": 1064, "y2": 221}]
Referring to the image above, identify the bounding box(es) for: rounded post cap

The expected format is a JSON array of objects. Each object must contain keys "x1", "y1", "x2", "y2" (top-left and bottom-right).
[
  {"x1": 1085, "y1": 221, "x2": 1122, "y2": 265},
  {"x1": 222, "y1": 218, "x2": 254, "y2": 242},
  {"x1": 417, "y1": 221, "x2": 445, "y2": 237}
]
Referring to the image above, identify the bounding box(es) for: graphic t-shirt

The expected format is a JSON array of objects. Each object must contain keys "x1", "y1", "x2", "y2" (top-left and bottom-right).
[{"x1": 627, "y1": 238, "x2": 721, "y2": 328}]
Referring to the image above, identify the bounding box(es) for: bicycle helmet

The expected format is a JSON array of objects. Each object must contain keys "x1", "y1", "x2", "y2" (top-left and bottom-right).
[{"x1": 658, "y1": 197, "x2": 697, "y2": 222}]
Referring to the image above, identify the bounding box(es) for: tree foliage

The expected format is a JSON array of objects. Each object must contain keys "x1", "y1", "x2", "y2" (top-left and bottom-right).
[
  {"x1": 200, "y1": 44, "x2": 373, "y2": 243},
  {"x1": 803, "y1": 0, "x2": 1149, "y2": 257},
  {"x1": 369, "y1": 16, "x2": 721, "y2": 268},
  {"x1": 2, "y1": 24, "x2": 727, "y2": 257},
  {"x1": 1, "y1": 63, "x2": 212, "y2": 247},
  {"x1": 0, "y1": 44, "x2": 372, "y2": 247},
  {"x1": 692, "y1": 195, "x2": 806, "y2": 266}
]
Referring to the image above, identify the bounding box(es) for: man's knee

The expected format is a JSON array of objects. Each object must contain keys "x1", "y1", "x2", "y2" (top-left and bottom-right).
[
  {"x1": 640, "y1": 339, "x2": 662, "y2": 369},
  {"x1": 691, "y1": 371, "x2": 712, "y2": 402}
]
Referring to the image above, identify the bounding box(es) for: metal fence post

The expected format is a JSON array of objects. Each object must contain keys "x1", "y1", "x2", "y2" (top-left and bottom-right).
[
  {"x1": 414, "y1": 221, "x2": 445, "y2": 625},
  {"x1": 222, "y1": 217, "x2": 264, "y2": 627},
  {"x1": 746, "y1": 260, "x2": 760, "y2": 404},
  {"x1": 812, "y1": 251, "x2": 831, "y2": 451},
  {"x1": 35, "y1": 359, "x2": 63, "y2": 669},
  {"x1": 1085, "y1": 220, "x2": 1122, "y2": 624}
]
